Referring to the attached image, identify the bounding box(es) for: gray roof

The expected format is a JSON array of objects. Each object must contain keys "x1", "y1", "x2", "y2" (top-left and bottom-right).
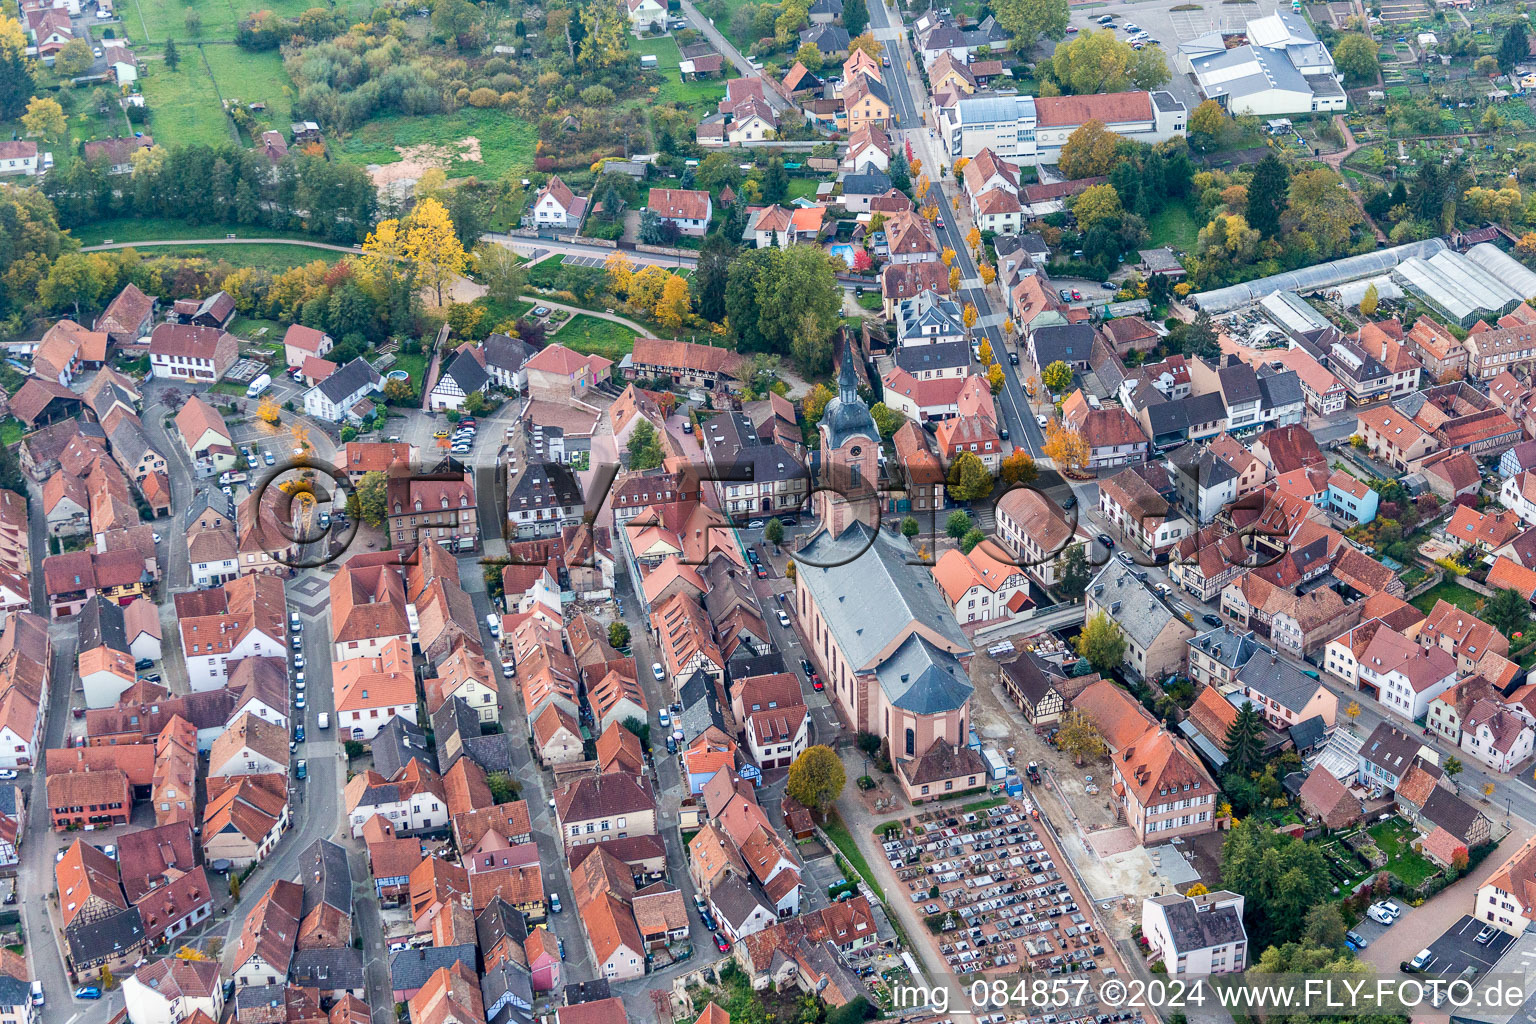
[
  {"x1": 476, "y1": 898, "x2": 529, "y2": 957},
  {"x1": 808, "y1": 0, "x2": 842, "y2": 13},
  {"x1": 1031, "y1": 323, "x2": 1097, "y2": 366},
  {"x1": 800, "y1": 23, "x2": 849, "y2": 51},
  {"x1": 507, "y1": 463, "x2": 583, "y2": 510},
  {"x1": 484, "y1": 961, "x2": 535, "y2": 1024},
  {"x1": 796, "y1": 521, "x2": 969, "y2": 673},
  {"x1": 1169, "y1": 443, "x2": 1237, "y2": 491},
  {"x1": 183, "y1": 489, "x2": 232, "y2": 529},
  {"x1": 1148, "y1": 895, "x2": 1247, "y2": 955},
  {"x1": 443, "y1": 349, "x2": 491, "y2": 395},
  {"x1": 1358, "y1": 722, "x2": 1421, "y2": 777},
  {"x1": 1211, "y1": 358, "x2": 1261, "y2": 406},
  {"x1": 1235, "y1": 653, "x2": 1321, "y2": 713},
  {"x1": 1087, "y1": 567, "x2": 1188, "y2": 651},
  {"x1": 298, "y1": 838, "x2": 352, "y2": 918},
  {"x1": 728, "y1": 652, "x2": 786, "y2": 681},
  {"x1": 292, "y1": 946, "x2": 366, "y2": 991},
  {"x1": 389, "y1": 944, "x2": 478, "y2": 992},
  {"x1": 462, "y1": 733, "x2": 514, "y2": 775},
  {"x1": 894, "y1": 341, "x2": 969, "y2": 375},
  {"x1": 1140, "y1": 389, "x2": 1227, "y2": 438},
  {"x1": 1257, "y1": 364, "x2": 1304, "y2": 412},
  {"x1": 957, "y1": 94, "x2": 1034, "y2": 126},
  {"x1": 0, "y1": 972, "x2": 27, "y2": 1007},
  {"x1": 316, "y1": 357, "x2": 382, "y2": 404},
  {"x1": 484, "y1": 333, "x2": 535, "y2": 373},
  {"x1": 235, "y1": 985, "x2": 287, "y2": 1012},
  {"x1": 1421, "y1": 787, "x2": 1489, "y2": 843},
  {"x1": 66, "y1": 905, "x2": 144, "y2": 965},
  {"x1": 370, "y1": 715, "x2": 436, "y2": 778},
  {"x1": 679, "y1": 668, "x2": 727, "y2": 738},
  {"x1": 108, "y1": 419, "x2": 157, "y2": 468},
  {"x1": 841, "y1": 172, "x2": 893, "y2": 196},
  {"x1": 433, "y1": 694, "x2": 484, "y2": 771},
  {"x1": 874, "y1": 634, "x2": 972, "y2": 714},
  {"x1": 78, "y1": 594, "x2": 128, "y2": 655},
  {"x1": 822, "y1": 348, "x2": 878, "y2": 451},
  {"x1": 710, "y1": 874, "x2": 772, "y2": 929},
  {"x1": 1188, "y1": 626, "x2": 1263, "y2": 673},
  {"x1": 1289, "y1": 715, "x2": 1327, "y2": 753},
  {"x1": 1151, "y1": 91, "x2": 1184, "y2": 112}
]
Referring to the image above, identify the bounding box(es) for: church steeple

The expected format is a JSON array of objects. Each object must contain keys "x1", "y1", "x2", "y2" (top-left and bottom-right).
[{"x1": 837, "y1": 337, "x2": 859, "y2": 407}]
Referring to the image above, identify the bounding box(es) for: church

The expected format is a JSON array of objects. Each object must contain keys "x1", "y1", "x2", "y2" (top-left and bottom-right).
[{"x1": 794, "y1": 344, "x2": 988, "y2": 801}]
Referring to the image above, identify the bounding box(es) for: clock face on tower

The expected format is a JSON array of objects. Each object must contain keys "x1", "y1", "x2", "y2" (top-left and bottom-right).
[{"x1": 850, "y1": 446, "x2": 862, "y2": 457}]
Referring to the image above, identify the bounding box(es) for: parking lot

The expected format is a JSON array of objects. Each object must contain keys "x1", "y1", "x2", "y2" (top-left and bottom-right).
[
  {"x1": 1410, "y1": 915, "x2": 1517, "y2": 979},
  {"x1": 1058, "y1": 0, "x2": 1241, "y2": 114}
]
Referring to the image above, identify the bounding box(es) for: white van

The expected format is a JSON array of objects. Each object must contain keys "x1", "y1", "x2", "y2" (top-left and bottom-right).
[
  {"x1": 30, "y1": 982, "x2": 42, "y2": 1006},
  {"x1": 486, "y1": 613, "x2": 501, "y2": 639},
  {"x1": 245, "y1": 373, "x2": 273, "y2": 399}
]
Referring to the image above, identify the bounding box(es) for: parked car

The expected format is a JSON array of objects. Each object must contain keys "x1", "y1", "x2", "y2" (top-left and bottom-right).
[
  {"x1": 1202, "y1": 613, "x2": 1222, "y2": 627},
  {"x1": 1477, "y1": 925, "x2": 1496, "y2": 945},
  {"x1": 296, "y1": 759, "x2": 307, "y2": 780},
  {"x1": 1037, "y1": 415, "x2": 1048, "y2": 428},
  {"x1": 135, "y1": 658, "x2": 154, "y2": 671},
  {"x1": 714, "y1": 932, "x2": 730, "y2": 952},
  {"x1": 1009, "y1": 352, "x2": 1019, "y2": 365},
  {"x1": 295, "y1": 724, "x2": 305, "y2": 742},
  {"x1": 264, "y1": 452, "x2": 275, "y2": 465},
  {"x1": 665, "y1": 734, "x2": 678, "y2": 753},
  {"x1": 754, "y1": 564, "x2": 768, "y2": 579},
  {"x1": 1409, "y1": 948, "x2": 1433, "y2": 970},
  {"x1": 1381, "y1": 900, "x2": 1403, "y2": 919},
  {"x1": 550, "y1": 893, "x2": 562, "y2": 913},
  {"x1": 1345, "y1": 930, "x2": 1367, "y2": 950},
  {"x1": 812, "y1": 678, "x2": 824, "y2": 691},
  {"x1": 777, "y1": 609, "x2": 791, "y2": 628},
  {"x1": 75, "y1": 988, "x2": 101, "y2": 1001},
  {"x1": 747, "y1": 519, "x2": 765, "y2": 528},
  {"x1": 1367, "y1": 904, "x2": 1394, "y2": 925},
  {"x1": 652, "y1": 662, "x2": 666, "y2": 682},
  {"x1": 658, "y1": 707, "x2": 671, "y2": 728},
  {"x1": 1096, "y1": 533, "x2": 1114, "y2": 549}
]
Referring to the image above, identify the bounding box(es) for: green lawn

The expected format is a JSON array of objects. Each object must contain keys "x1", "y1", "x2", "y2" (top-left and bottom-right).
[
  {"x1": 1148, "y1": 202, "x2": 1199, "y2": 252},
  {"x1": 552, "y1": 314, "x2": 639, "y2": 361},
  {"x1": 633, "y1": 36, "x2": 727, "y2": 112},
  {"x1": 1411, "y1": 581, "x2": 1485, "y2": 615},
  {"x1": 391, "y1": 349, "x2": 429, "y2": 397},
  {"x1": 1367, "y1": 819, "x2": 1439, "y2": 888},
  {"x1": 122, "y1": 0, "x2": 371, "y2": 42},
  {"x1": 129, "y1": 242, "x2": 345, "y2": 270},
  {"x1": 787, "y1": 177, "x2": 825, "y2": 201},
  {"x1": 202, "y1": 47, "x2": 295, "y2": 136},
  {"x1": 0, "y1": 419, "x2": 22, "y2": 447},
  {"x1": 73, "y1": 218, "x2": 322, "y2": 246},
  {"x1": 331, "y1": 108, "x2": 538, "y2": 181},
  {"x1": 140, "y1": 56, "x2": 237, "y2": 148},
  {"x1": 824, "y1": 810, "x2": 884, "y2": 901}
]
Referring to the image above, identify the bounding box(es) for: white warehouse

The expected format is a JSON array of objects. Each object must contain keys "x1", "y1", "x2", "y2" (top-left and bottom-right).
[
  {"x1": 938, "y1": 90, "x2": 1187, "y2": 164},
  {"x1": 1178, "y1": 10, "x2": 1347, "y2": 116}
]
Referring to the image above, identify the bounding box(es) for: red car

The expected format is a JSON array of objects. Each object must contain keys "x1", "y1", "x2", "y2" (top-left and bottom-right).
[
  {"x1": 812, "y1": 678, "x2": 825, "y2": 691},
  {"x1": 714, "y1": 932, "x2": 731, "y2": 952},
  {"x1": 754, "y1": 564, "x2": 768, "y2": 578}
]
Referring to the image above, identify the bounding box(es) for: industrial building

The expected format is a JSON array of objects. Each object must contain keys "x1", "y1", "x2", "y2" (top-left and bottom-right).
[
  {"x1": 1178, "y1": 10, "x2": 1347, "y2": 116},
  {"x1": 937, "y1": 90, "x2": 1187, "y2": 164},
  {"x1": 1192, "y1": 238, "x2": 1449, "y2": 313}
]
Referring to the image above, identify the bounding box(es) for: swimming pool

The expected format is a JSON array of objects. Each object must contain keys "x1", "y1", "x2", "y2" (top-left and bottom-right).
[{"x1": 830, "y1": 244, "x2": 856, "y2": 268}]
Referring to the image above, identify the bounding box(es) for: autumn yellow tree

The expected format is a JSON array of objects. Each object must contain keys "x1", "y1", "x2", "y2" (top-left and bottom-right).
[
  {"x1": 978, "y1": 339, "x2": 993, "y2": 365},
  {"x1": 910, "y1": 158, "x2": 923, "y2": 182},
  {"x1": 987, "y1": 363, "x2": 1005, "y2": 394},
  {"x1": 979, "y1": 263, "x2": 997, "y2": 286},
  {"x1": 655, "y1": 274, "x2": 691, "y2": 328},
  {"x1": 361, "y1": 218, "x2": 406, "y2": 282},
  {"x1": 914, "y1": 174, "x2": 930, "y2": 198},
  {"x1": 922, "y1": 203, "x2": 939, "y2": 222},
  {"x1": 962, "y1": 302, "x2": 978, "y2": 331},
  {"x1": 402, "y1": 197, "x2": 468, "y2": 306},
  {"x1": 1043, "y1": 421, "x2": 1090, "y2": 471},
  {"x1": 605, "y1": 251, "x2": 635, "y2": 296},
  {"x1": 1004, "y1": 318, "x2": 1016, "y2": 337},
  {"x1": 941, "y1": 247, "x2": 956, "y2": 267},
  {"x1": 257, "y1": 397, "x2": 281, "y2": 424},
  {"x1": 966, "y1": 226, "x2": 981, "y2": 254},
  {"x1": 1001, "y1": 449, "x2": 1037, "y2": 484},
  {"x1": 21, "y1": 96, "x2": 64, "y2": 142},
  {"x1": 948, "y1": 265, "x2": 961, "y2": 292},
  {"x1": 627, "y1": 265, "x2": 670, "y2": 314},
  {"x1": 953, "y1": 157, "x2": 970, "y2": 176}
]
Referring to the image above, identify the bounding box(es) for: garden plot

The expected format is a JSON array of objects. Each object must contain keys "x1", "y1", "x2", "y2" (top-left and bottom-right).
[
  {"x1": 1317, "y1": 817, "x2": 1440, "y2": 894},
  {"x1": 1377, "y1": 0, "x2": 1429, "y2": 23}
]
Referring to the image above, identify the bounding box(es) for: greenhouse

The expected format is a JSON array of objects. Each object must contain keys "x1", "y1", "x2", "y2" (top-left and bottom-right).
[
  {"x1": 1190, "y1": 238, "x2": 1450, "y2": 313},
  {"x1": 1464, "y1": 242, "x2": 1536, "y2": 303},
  {"x1": 1391, "y1": 249, "x2": 1524, "y2": 327}
]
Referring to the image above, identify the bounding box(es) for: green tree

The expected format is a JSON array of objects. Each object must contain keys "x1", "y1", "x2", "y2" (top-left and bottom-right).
[
  {"x1": 1056, "y1": 709, "x2": 1106, "y2": 766},
  {"x1": 162, "y1": 37, "x2": 180, "y2": 71},
  {"x1": 486, "y1": 772, "x2": 519, "y2": 803},
  {"x1": 1486, "y1": 587, "x2": 1531, "y2": 636},
  {"x1": 1443, "y1": 755, "x2": 1464, "y2": 788},
  {"x1": 21, "y1": 96, "x2": 64, "y2": 142},
  {"x1": 765, "y1": 518, "x2": 785, "y2": 546},
  {"x1": 946, "y1": 451, "x2": 994, "y2": 502},
  {"x1": 994, "y1": 0, "x2": 1068, "y2": 49},
  {"x1": 626, "y1": 417, "x2": 665, "y2": 471},
  {"x1": 726, "y1": 247, "x2": 843, "y2": 362},
  {"x1": 356, "y1": 471, "x2": 388, "y2": 527},
  {"x1": 476, "y1": 242, "x2": 528, "y2": 307},
  {"x1": 0, "y1": 15, "x2": 35, "y2": 121},
  {"x1": 693, "y1": 232, "x2": 734, "y2": 324},
  {"x1": 843, "y1": 0, "x2": 869, "y2": 37},
  {"x1": 786, "y1": 744, "x2": 846, "y2": 814},
  {"x1": 1071, "y1": 184, "x2": 1123, "y2": 232},
  {"x1": 960, "y1": 528, "x2": 986, "y2": 554},
  {"x1": 1075, "y1": 611, "x2": 1125, "y2": 673},
  {"x1": 608, "y1": 621, "x2": 631, "y2": 649},
  {"x1": 1042, "y1": 360, "x2": 1074, "y2": 394},
  {"x1": 946, "y1": 510, "x2": 974, "y2": 539},
  {"x1": 229, "y1": 874, "x2": 241, "y2": 900},
  {"x1": 869, "y1": 401, "x2": 905, "y2": 438},
  {"x1": 1500, "y1": 22, "x2": 1530, "y2": 74},
  {"x1": 55, "y1": 36, "x2": 93, "y2": 75},
  {"x1": 1219, "y1": 817, "x2": 1333, "y2": 949},
  {"x1": 901, "y1": 517, "x2": 920, "y2": 539},
  {"x1": 1182, "y1": 310, "x2": 1218, "y2": 360},
  {"x1": 1301, "y1": 902, "x2": 1348, "y2": 952},
  {"x1": 622, "y1": 716, "x2": 651, "y2": 749},
  {"x1": 1056, "y1": 544, "x2": 1091, "y2": 599},
  {"x1": 1245, "y1": 154, "x2": 1289, "y2": 239},
  {"x1": 37, "y1": 251, "x2": 111, "y2": 316},
  {"x1": 344, "y1": 739, "x2": 364, "y2": 760},
  {"x1": 1186, "y1": 99, "x2": 1228, "y2": 152},
  {"x1": 1058, "y1": 120, "x2": 1124, "y2": 179},
  {"x1": 1223, "y1": 701, "x2": 1265, "y2": 778},
  {"x1": 1331, "y1": 32, "x2": 1380, "y2": 84}
]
